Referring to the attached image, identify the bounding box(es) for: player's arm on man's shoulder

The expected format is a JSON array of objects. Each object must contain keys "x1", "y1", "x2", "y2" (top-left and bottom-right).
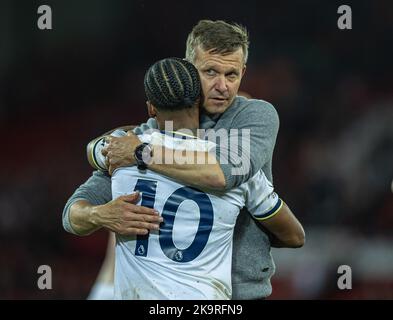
[
  {"x1": 221, "y1": 99, "x2": 279, "y2": 190},
  {"x1": 63, "y1": 170, "x2": 162, "y2": 236}
]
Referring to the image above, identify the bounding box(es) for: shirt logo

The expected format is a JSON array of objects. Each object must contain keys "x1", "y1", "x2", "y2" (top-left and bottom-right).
[
  {"x1": 137, "y1": 245, "x2": 145, "y2": 256},
  {"x1": 175, "y1": 250, "x2": 183, "y2": 262}
]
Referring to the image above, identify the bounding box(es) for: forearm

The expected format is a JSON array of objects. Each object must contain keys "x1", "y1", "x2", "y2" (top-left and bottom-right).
[
  {"x1": 268, "y1": 226, "x2": 305, "y2": 248},
  {"x1": 259, "y1": 202, "x2": 305, "y2": 248},
  {"x1": 149, "y1": 147, "x2": 226, "y2": 190},
  {"x1": 69, "y1": 200, "x2": 102, "y2": 236},
  {"x1": 269, "y1": 234, "x2": 299, "y2": 248}
]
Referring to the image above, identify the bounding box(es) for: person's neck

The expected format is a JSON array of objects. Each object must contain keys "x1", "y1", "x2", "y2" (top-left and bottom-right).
[{"x1": 156, "y1": 108, "x2": 199, "y2": 136}]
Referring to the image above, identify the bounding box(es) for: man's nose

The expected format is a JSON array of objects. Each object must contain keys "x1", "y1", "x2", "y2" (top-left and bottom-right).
[{"x1": 214, "y1": 76, "x2": 228, "y2": 93}]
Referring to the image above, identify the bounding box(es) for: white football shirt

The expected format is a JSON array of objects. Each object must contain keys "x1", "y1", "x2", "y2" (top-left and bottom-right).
[{"x1": 111, "y1": 131, "x2": 281, "y2": 300}]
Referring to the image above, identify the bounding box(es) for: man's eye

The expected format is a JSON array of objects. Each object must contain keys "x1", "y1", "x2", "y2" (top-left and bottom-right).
[{"x1": 206, "y1": 69, "x2": 216, "y2": 76}]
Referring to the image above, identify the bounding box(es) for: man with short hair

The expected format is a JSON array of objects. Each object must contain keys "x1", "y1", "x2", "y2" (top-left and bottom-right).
[{"x1": 64, "y1": 20, "x2": 285, "y2": 299}]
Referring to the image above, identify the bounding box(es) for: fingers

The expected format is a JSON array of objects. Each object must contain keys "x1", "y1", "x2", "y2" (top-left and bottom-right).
[
  {"x1": 130, "y1": 228, "x2": 149, "y2": 235},
  {"x1": 108, "y1": 155, "x2": 119, "y2": 175},
  {"x1": 121, "y1": 192, "x2": 140, "y2": 203},
  {"x1": 101, "y1": 136, "x2": 112, "y2": 156},
  {"x1": 114, "y1": 220, "x2": 162, "y2": 236},
  {"x1": 128, "y1": 203, "x2": 159, "y2": 216},
  {"x1": 102, "y1": 136, "x2": 117, "y2": 156},
  {"x1": 102, "y1": 147, "x2": 116, "y2": 158},
  {"x1": 108, "y1": 217, "x2": 162, "y2": 236},
  {"x1": 102, "y1": 135, "x2": 137, "y2": 174},
  {"x1": 117, "y1": 192, "x2": 163, "y2": 219},
  {"x1": 120, "y1": 194, "x2": 159, "y2": 215},
  {"x1": 124, "y1": 220, "x2": 161, "y2": 231},
  {"x1": 123, "y1": 207, "x2": 163, "y2": 223},
  {"x1": 105, "y1": 152, "x2": 116, "y2": 175},
  {"x1": 104, "y1": 136, "x2": 113, "y2": 144},
  {"x1": 116, "y1": 227, "x2": 149, "y2": 236}
]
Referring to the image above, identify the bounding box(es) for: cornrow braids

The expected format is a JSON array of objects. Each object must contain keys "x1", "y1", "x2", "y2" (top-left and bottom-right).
[{"x1": 144, "y1": 57, "x2": 201, "y2": 111}]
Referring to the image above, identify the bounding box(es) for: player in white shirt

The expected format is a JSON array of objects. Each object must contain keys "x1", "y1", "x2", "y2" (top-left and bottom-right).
[
  {"x1": 111, "y1": 134, "x2": 282, "y2": 299},
  {"x1": 91, "y1": 57, "x2": 304, "y2": 299}
]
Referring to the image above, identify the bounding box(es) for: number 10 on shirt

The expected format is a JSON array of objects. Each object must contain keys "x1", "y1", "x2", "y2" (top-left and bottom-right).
[{"x1": 134, "y1": 179, "x2": 214, "y2": 263}]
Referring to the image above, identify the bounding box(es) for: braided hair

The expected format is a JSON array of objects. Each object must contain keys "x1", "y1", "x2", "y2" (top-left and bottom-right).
[{"x1": 144, "y1": 57, "x2": 201, "y2": 111}]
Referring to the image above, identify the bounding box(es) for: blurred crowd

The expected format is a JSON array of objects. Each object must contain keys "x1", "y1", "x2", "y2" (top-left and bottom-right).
[{"x1": 1, "y1": 0, "x2": 392, "y2": 299}]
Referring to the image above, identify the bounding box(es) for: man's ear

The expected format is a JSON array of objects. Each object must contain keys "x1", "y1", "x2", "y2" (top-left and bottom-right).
[
  {"x1": 146, "y1": 101, "x2": 157, "y2": 118},
  {"x1": 241, "y1": 65, "x2": 247, "y2": 77}
]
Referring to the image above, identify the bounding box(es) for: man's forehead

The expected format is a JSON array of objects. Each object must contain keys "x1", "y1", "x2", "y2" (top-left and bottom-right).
[{"x1": 195, "y1": 46, "x2": 244, "y2": 69}]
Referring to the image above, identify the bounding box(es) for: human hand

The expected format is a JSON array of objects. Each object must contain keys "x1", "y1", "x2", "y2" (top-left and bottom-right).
[
  {"x1": 94, "y1": 192, "x2": 162, "y2": 235},
  {"x1": 102, "y1": 131, "x2": 142, "y2": 175}
]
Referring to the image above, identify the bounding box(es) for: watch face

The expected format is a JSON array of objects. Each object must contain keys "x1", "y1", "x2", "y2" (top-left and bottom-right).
[
  {"x1": 135, "y1": 143, "x2": 152, "y2": 166},
  {"x1": 141, "y1": 145, "x2": 152, "y2": 164}
]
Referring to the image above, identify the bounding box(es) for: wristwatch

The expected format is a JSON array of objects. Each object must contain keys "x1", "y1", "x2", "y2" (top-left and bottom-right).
[{"x1": 134, "y1": 143, "x2": 153, "y2": 170}]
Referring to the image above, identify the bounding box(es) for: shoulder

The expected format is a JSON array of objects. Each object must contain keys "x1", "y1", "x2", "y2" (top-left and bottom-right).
[
  {"x1": 239, "y1": 96, "x2": 278, "y2": 117},
  {"x1": 228, "y1": 96, "x2": 279, "y2": 126}
]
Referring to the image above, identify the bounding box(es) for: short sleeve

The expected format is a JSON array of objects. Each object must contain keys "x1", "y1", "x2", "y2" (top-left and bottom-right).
[{"x1": 245, "y1": 171, "x2": 283, "y2": 221}]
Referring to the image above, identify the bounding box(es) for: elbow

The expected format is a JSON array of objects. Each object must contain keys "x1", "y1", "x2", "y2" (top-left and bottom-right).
[
  {"x1": 287, "y1": 229, "x2": 306, "y2": 248},
  {"x1": 203, "y1": 172, "x2": 226, "y2": 190},
  {"x1": 64, "y1": 204, "x2": 92, "y2": 236},
  {"x1": 274, "y1": 227, "x2": 305, "y2": 248},
  {"x1": 200, "y1": 157, "x2": 226, "y2": 190},
  {"x1": 212, "y1": 176, "x2": 226, "y2": 190},
  {"x1": 290, "y1": 233, "x2": 305, "y2": 248},
  {"x1": 198, "y1": 161, "x2": 226, "y2": 190}
]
